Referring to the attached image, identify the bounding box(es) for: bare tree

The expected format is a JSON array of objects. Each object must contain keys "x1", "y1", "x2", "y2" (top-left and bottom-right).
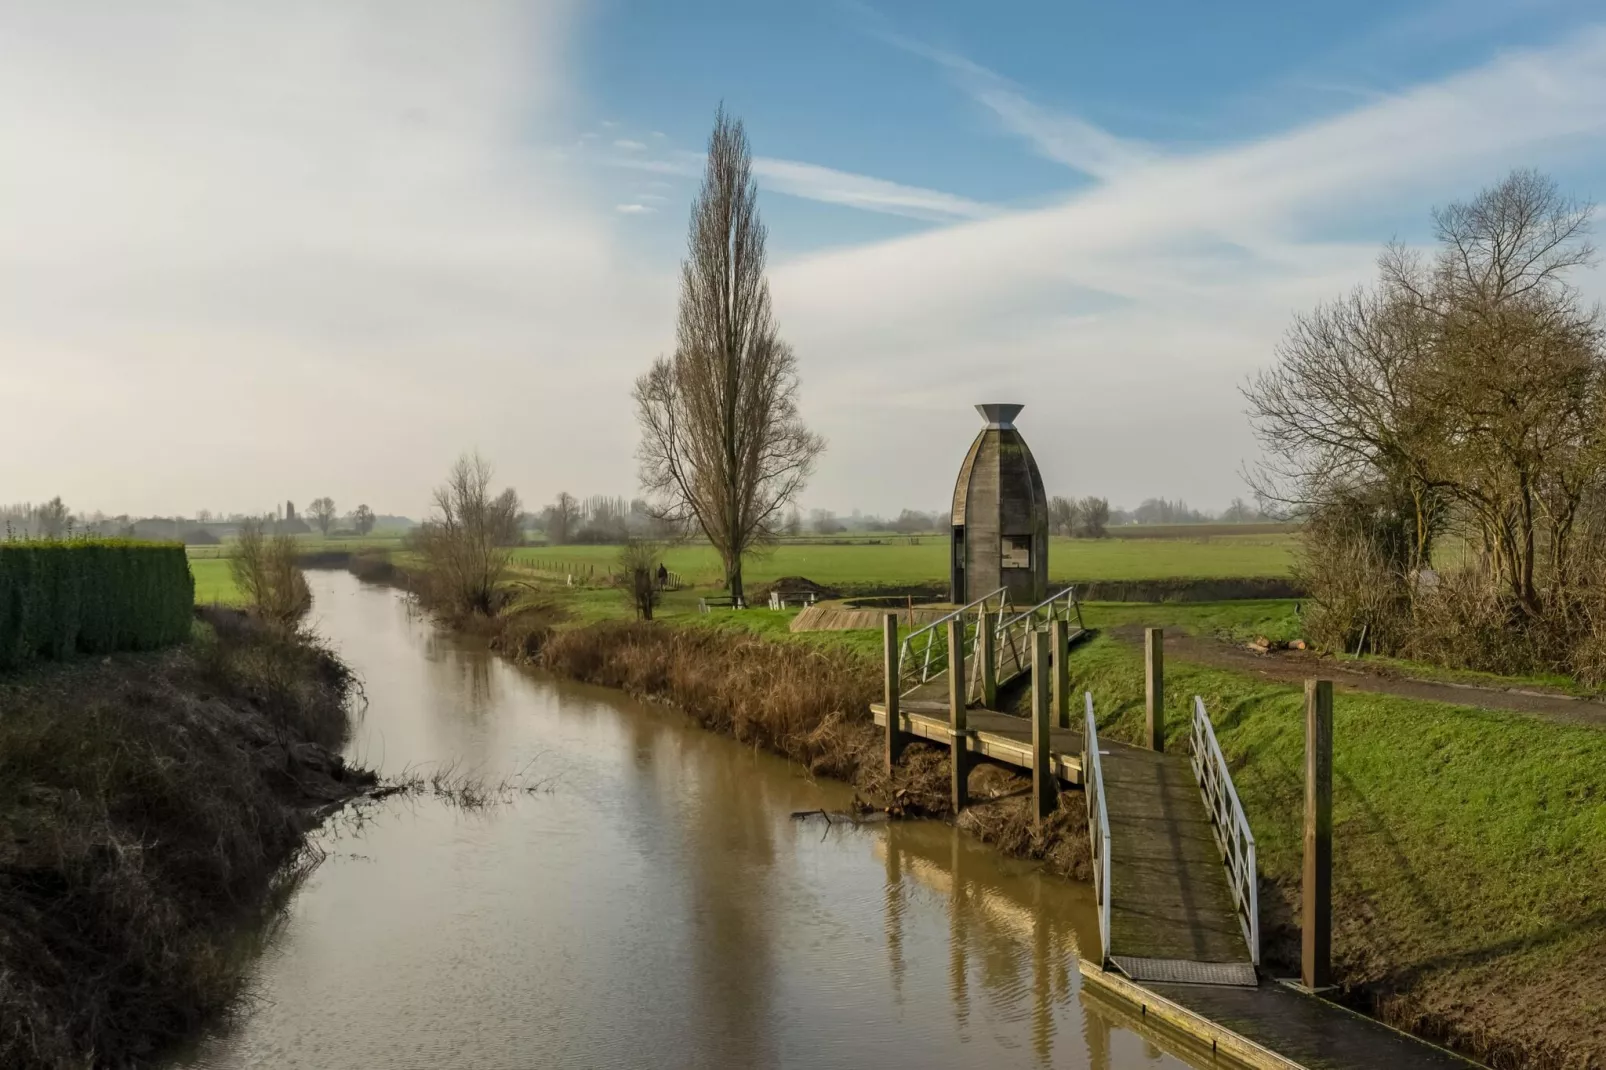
[
  {"x1": 352, "y1": 504, "x2": 376, "y2": 536},
  {"x1": 1075, "y1": 496, "x2": 1110, "y2": 538},
  {"x1": 229, "y1": 519, "x2": 311, "y2": 624},
  {"x1": 491, "y1": 488, "x2": 524, "y2": 546},
  {"x1": 307, "y1": 497, "x2": 337, "y2": 537},
  {"x1": 413, "y1": 453, "x2": 519, "y2": 616},
  {"x1": 633, "y1": 107, "x2": 825, "y2": 604},
  {"x1": 1048, "y1": 495, "x2": 1078, "y2": 538},
  {"x1": 37, "y1": 497, "x2": 69, "y2": 538},
  {"x1": 618, "y1": 538, "x2": 663, "y2": 620},
  {"x1": 545, "y1": 492, "x2": 579, "y2": 545}
]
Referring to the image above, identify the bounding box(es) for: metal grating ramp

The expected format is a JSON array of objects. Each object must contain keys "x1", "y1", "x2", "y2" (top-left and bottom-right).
[{"x1": 1111, "y1": 955, "x2": 1258, "y2": 987}]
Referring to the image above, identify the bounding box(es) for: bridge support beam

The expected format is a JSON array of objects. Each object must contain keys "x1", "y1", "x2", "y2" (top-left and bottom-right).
[
  {"x1": 884, "y1": 614, "x2": 905, "y2": 774},
  {"x1": 978, "y1": 609, "x2": 997, "y2": 708},
  {"x1": 1145, "y1": 628, "x2": 1165, "y2": 751},
  {"x1": 1031, "y1": 627, "x2": 1057, "y2": 822},
  {"x1": 1303, "y1": 678, "x2": 1333, "y2": 991},
  {"x1": 948, "y1": 620, "x2": 971, "y2": 811},
  {"x1": 1051, "y1": 618, "x2": 1070, "y2": 729}
]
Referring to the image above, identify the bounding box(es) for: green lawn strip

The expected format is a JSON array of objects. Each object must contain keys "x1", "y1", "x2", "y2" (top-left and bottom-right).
[
  {"x1": 508, "y1": 533, "x2": 1296, "y2": 591},
  {"x1": 1076, "y1": 599, "x2": 1304, "y2": 643},
  {"x1": 1069, "y1": 632, "x2": 1606, "y2": 992},
  {"x1": 189, "y1": 558, "x2": 245, "y2": 606}
]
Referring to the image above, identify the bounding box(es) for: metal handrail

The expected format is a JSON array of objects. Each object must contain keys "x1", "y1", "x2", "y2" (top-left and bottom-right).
[
  {"x1": 996, "y1": 584, "x2": 1079, "y2": 633},
  {"x1": 1190, "y1": 696, "x2": 1259, "y2": 966},
  {"x1": 992, "y1": 586, "x2": 1081, "y2": 691},
  {"x1": 1084, "y1": 692, "x2": 1112, "y2": 966},
  {"x1": 897, "y1": 587, "x2": 1008, "y2": 697}
]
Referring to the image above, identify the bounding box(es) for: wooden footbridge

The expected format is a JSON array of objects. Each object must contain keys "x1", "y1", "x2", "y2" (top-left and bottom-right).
[{"x1": 869, "y1": 599, "x2": 1482, "y2": 1069}]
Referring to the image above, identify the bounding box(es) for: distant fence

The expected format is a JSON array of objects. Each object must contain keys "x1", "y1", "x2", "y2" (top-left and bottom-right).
[{"x1": 0, "y1": 541, "x2": 194, "y2": 670}]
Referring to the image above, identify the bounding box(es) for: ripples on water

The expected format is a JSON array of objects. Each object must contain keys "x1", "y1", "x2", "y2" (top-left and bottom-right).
[{"x1": 172, "y1": 572, "x2": 1197, "y2": 1070}]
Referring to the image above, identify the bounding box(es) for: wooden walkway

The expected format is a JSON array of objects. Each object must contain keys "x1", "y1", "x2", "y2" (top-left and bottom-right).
[
  {"x1": 1080, "y1": 965, "x2": 1481, "y2": 1069},
  {"x1": 871, "y1": 700, "x2": 1252, "y2": 982}
]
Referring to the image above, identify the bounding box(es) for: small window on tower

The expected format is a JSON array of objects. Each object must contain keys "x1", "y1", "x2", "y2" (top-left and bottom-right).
[{"x1": 1002, "y1": 535, "x2": 1032, "y2": 569}]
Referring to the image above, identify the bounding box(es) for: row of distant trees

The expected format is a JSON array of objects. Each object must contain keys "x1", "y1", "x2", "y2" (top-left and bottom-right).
[{"x1": 0, "y1": 497, "x2": 400, "y2": 542}]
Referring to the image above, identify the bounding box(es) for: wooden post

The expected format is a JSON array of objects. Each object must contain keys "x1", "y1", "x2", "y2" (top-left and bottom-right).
[
  {"x1": 1145, "y1": 627, "x2": 1165, "y2": 752},
  {"x1": 1031, "y1": 627, "x2": 1056, "y2": 822},
  {"x1": 1303, "y1": 679, "x2": 1333, "y2": 991},
  {"x1": 978, "y1": 609, "x2": 997, "y2": 709},
  {"x1": 1051, "y1": 618, "x2": 1070, "y2": 729},
  {"x1": 949, "y1": 619, "x2": 969, "y2": 812},
  {"x1": 884, "y1": 614, "x2": 905, "y2": 774}
]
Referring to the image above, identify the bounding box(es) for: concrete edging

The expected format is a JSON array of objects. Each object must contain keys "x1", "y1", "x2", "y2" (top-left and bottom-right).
[{"x1": 1077, "y1": 957, "x2": 1304, "y2": 1070}]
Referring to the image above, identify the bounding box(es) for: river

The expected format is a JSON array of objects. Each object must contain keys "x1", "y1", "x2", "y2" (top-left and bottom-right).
[{"x1": 174, "y1": 570, "x2": 1196, "y2": 1069}]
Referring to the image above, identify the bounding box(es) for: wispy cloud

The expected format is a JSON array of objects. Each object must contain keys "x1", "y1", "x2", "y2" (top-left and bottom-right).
[
  {"x1": 752, "y1": 158, "x2": 995, "y2": 221},
  {"x1": 613, "y1": 138, "x2": 647, "y2": 151},
  {"x1": 600, "y1": 146, "x2": 993, "y2": 221},
  {"x1": 615, "y1": 203, "x2": 654, "y2": 214},
  {"x1": 850, "y1": 8, "x2": 1155, "y2": 180},
  {"x1": 771, "y1": 24, "x2": 1606, "y2": 506}
]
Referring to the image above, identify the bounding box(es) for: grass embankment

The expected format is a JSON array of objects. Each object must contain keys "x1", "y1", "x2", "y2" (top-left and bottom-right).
[
  {"x1": 1053, "y1": 632, "x2": 1606, "y2": 1070},
  {"x1": 0, "y1": 608, "x2": 372, "y2": 1069}
]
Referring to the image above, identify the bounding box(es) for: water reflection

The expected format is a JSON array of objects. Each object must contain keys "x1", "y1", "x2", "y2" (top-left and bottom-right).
[{"x1": 173, "y1": 572, "x2": 1197, "y2": 1070}]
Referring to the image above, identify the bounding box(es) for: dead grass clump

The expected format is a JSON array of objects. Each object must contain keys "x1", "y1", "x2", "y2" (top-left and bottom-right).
[
  {"x1": 0, "y1": 609, "x2": 370, "y2": 1069},
  {"x1": 537, "y1": 620, "x2": 1095, "y2": 879},
  {"x1": 541, "y1": 621, "x2": 878, "y2": 767},
  {"x1": 487, "y1": 598, "x2": 572, "y2": 663}
]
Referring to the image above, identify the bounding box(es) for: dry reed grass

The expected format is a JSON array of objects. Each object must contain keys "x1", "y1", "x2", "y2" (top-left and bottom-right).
[
  {"x1": 536, "y1": 619, "x2": 1091, "y2": 875},
  {"x1": 0, "y1": 607, "x2": 371, "y2": 1069}
]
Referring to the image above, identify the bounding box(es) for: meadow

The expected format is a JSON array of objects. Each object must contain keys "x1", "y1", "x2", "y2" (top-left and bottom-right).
[{"x1": 509, "y1": 531, "x2": 1297, "y2": 591}]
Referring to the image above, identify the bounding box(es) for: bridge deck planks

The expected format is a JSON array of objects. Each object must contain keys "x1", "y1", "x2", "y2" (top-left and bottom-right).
[{"x1": 1100, "y1": 744, "x2": 1250, "y2": 970}]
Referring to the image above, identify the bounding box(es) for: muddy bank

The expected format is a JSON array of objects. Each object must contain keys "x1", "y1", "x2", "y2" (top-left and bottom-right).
[
  {"x1": 480, "y1": 610, "x2": 1095, "y2": 880},
  {"x1": 0, "y1": 607, "x2": 373, "y2": 1070}
]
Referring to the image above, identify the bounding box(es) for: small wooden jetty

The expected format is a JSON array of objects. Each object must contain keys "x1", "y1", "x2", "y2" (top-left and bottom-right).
[{"x1": 870, "y1": 603, "x2": 1484, "y2": 1070}]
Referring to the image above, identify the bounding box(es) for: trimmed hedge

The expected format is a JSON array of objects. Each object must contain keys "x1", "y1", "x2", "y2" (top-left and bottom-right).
[{"x1": 0, "y1": 541, "x2": 195, "y2": 670}]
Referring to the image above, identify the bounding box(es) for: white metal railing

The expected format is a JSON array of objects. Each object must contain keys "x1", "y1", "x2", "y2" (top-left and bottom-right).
[
  {"x1": 897, "y1": 587, "x2": 1009, "y2": 697},
  {"x1": 989, "y1": 586, "x2": 1083, "y2": 691},
  {"x1": 1190, "y1": 696, "x2": 1259, "y2": 965},
  {"x1": 1084, "y1": 692, "x2": 1112, "y2": 966}
]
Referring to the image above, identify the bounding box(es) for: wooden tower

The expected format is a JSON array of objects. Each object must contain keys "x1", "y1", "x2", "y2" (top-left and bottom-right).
[{"x1": 950, "y1": 404, "x2": 1048, "y2": 606}]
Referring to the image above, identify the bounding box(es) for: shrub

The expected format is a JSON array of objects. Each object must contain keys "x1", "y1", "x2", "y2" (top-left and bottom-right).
[
  {"x1": 228, "y1": 521, "x2": 311, "y2": 625},
  {"x1": 0, "y1": 540, "x2": 193, "y2": 670}
]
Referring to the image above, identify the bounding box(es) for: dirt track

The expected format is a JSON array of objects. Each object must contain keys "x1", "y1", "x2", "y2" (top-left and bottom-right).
[{"x1": 1110, "y1": 624, "x2": 1606, "y2": 729}]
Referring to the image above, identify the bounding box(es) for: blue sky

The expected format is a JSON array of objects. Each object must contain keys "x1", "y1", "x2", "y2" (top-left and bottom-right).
[{"x1": 3, "y1": 1, "x2": 1605, "y2": 517}]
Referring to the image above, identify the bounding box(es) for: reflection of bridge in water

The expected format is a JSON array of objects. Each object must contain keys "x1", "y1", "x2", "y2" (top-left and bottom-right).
[
  {"x1": 873, "y1": 610, "x2": 1482, "y2": 1069},
  {"x1": 876, "y1": 822, "x2": 1176, "y2": 1070}
]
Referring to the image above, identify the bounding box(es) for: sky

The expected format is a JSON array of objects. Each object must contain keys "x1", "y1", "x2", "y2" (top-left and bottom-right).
[{"x1": 3, "y1": 0, "x2": 1606, "y2": 520}]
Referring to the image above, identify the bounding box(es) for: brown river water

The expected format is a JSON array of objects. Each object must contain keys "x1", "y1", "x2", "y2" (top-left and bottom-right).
[{"x1": 174, "y1": 571, "x2": 1198, "y2": 1069}]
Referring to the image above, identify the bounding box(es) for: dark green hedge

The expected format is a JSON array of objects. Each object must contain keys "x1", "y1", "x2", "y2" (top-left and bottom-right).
[{"x1": 0, "y1": 541, "x2": 194, "y2": 670}]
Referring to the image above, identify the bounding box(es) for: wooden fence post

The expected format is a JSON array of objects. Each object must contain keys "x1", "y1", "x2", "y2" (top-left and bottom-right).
[
  {"x1": 949, "y1": 619, "x2": 969, "y2": 812},
  {"x1": 1303, "y1": 679, "x2": 1333, "y2": 991},
  {"x1": 1031, "y1": 627, "x2": 1056, "y2": 822},
  {"x1": 1051, "y1": 618, "x2": 1070, "y2": 729},
  {"x1": 884, "y1": 614, "x2": 904, "y2": 774},
  {"x1": 1145, "y1": 627, "x2": 1165, "y2": 751},
  {"x1": 979, "y1": 608, "x2": 997, "y2": 708}
]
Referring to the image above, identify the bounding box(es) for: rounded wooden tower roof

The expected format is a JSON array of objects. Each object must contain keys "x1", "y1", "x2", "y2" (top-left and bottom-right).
[{"x1": 951, "y1": 404, "x2": 1048, "y2": 527}]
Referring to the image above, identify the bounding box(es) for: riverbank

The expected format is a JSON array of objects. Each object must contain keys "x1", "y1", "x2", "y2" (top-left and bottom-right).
[
  {"x1": 0, "y1": 607, "x2": 373, "y2": 1070},
  {"x1": 443, "y1": 580, "x2": 1603, "y2": 1070}
]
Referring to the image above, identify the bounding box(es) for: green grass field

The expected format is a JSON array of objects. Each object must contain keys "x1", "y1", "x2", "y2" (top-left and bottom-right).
[
  {"x1": 190, "y1": 559, "x2": 244, "y2": 605},
  {"x1": 510, "y1": 532, "x2": 1296, "y2": 591}
]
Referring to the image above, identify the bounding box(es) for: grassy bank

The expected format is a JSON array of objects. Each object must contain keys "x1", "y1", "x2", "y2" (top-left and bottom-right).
[
  {"x1": 1054, "y1": 633, "x2": 1606, "y2": 1070},
  {"x1": 0, "y1": 608, "x2": 372, "y2": 1069}
]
